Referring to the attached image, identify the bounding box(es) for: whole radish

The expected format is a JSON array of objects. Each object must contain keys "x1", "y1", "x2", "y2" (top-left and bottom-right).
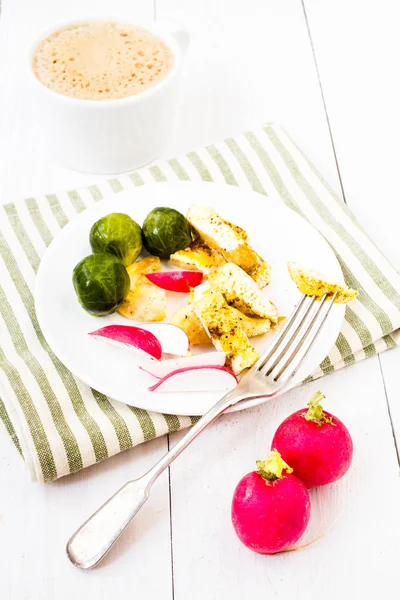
[
  {"x1": 231, "y1": 450, "x2": 310, "y2": 554},
  {"x1": 271, "y1": 392, "x2": 353, "y2": 488}
]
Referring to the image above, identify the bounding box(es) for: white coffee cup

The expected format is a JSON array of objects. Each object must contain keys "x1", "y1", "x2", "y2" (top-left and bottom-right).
[{"x1": 28, "y1": 19, "x2": 189, "y2": 174}]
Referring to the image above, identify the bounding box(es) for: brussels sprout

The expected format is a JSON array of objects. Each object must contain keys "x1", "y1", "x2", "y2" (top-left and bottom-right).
[
  {"x1": 72, "y1": 253, "x2": 130, "y2": 316},
  {"x1": 90, "y1": 213, "x2": 142, "y2": 267},
  {"x1": 142, "y1": 207, "x2": 192, "y2": 258}
]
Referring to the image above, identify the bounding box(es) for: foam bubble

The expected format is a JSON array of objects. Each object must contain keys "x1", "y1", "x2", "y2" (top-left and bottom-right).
[{"x1": 32, "y1": 22, "x2": 174, "y2": 100}]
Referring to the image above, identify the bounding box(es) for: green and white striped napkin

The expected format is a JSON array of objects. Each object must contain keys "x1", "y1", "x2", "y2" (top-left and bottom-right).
[{"x1": 1, "y1": 124, "x2": 400, "y2": 482}]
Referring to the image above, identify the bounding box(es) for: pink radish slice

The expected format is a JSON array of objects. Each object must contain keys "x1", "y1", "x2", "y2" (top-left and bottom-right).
[
  {"x1": 136, "y1": 323, "x2": 190, "y2": 356},
  {"x1": 89, "y1": 325, "x2": 162, "y2": 360},
  {"x1": 139, "y1": 351, "x2": 226, "y2": 379},
  {"x1": 145, "y1": 271, "x2": 203, "y2": 293},
  {"x1": 148, "y1": 365, "x2": 237, "y2": 393}
]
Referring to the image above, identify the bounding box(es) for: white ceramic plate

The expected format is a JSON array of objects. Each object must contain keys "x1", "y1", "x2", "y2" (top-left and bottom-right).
[{"x1": 35, "y1": 182, "x2": 344, "y2": 416}]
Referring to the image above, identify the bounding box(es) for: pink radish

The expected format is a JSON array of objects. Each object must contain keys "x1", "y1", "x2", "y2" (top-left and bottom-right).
[
  {"x1": 271, "y1": 391, "x2": 353, "y2": 488},
  {"x1": 139, "y1": 351, "x2": 226, "y2": 379},
  {"x1": 148, "y1": 365, "x2": 237, "y2": 393},
  {"x1": 145, "y1": 271, "x2": 203, "y2": 293},
  {"x1": 136, "y1": 323, "x2": 189, "y2": 356},
  {"x1": 231, "y1": 450, "x2": 310, "y2": 554},
  {"x1": 89, "y1": 325, "x2": 162, "y2": 360}
]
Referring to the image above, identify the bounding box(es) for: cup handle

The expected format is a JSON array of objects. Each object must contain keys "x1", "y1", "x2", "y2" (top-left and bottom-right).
[{"x1": 161, "y1": 20, "x2": 190, "y2": 56}]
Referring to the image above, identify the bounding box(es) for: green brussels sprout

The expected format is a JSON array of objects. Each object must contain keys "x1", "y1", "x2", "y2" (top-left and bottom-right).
[
  {"x1": 72, "y1": 253, "x2": 130, "y2": 316},
  {"x1": 90, "y1": 213, "x2": 142, "y2": 267},
  {"x1": 142, "y1": 207, "x2": 192, "y2": 258}
]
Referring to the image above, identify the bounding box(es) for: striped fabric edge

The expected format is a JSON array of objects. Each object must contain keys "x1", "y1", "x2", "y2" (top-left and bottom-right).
[
  {"x1": 1, "y1": 122, "x2": 400, "y2": 482},
  {"x1": 0, "y1": 395, "x2": 22, "y2": 455},
  {"x1": 0, "y1": 376, "x2": 38, "y2": 478}
]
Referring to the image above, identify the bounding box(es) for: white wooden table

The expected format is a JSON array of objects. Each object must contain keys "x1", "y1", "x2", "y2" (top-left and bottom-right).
[{"x1": 1, "y1": 1, "x2": 400, "y2": 598}]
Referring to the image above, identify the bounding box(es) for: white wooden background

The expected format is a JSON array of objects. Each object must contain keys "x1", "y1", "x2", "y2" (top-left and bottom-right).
[{"x1": 1, "y1": 1, "x2": 400, "y2": 598}]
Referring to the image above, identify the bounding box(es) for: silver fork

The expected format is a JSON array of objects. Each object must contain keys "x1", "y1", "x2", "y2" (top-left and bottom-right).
[{"x1": 66, "y1": 292, "x2": 337, "y2": 569}]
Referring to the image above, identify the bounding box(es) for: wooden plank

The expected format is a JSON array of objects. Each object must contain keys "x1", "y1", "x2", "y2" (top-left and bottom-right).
[
  {"x1": 1, "y1": 1, "x2": 399, "y2": 599},
  {"x1": 379, "y1": 348, "x2": 400, "y2": 461},
  {"x1": 156, "y1": 0, "x2": 342, "y2": 190},
  {"x1": 303, "y1": 0, "x2": 400, "y2": 451},
  {"x1": 0, "y1": 1, "x2": 173, "y2": 599},
  {"x1": 302, "y1": 0, "x2": 400, "y2": 270},
  {"x1": 168, "y1": 360, "x2": 400, "y2": 599},
  {"x1": 157, "y1": 0, "x2": 400, "y2": 597},
  {"x1": 0, "y1": 435, "x2": 173, "y2": 600}
]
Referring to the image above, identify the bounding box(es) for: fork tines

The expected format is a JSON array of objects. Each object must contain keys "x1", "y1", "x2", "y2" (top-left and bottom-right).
[{"x1": 256, "y1": 293, "x2": 337, "y2": 385}]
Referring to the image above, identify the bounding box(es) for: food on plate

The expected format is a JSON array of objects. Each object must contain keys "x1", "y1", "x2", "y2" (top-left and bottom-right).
[
  {"x1": 89, "y1": 213, "x2": 142, "y2": 267},
  {"x1": 72, "y1": 202, "x2": 284, "y2": 381},
  {"x1": 208, "y1": 263, "x2": 278, "y2": 321},
  {"x1": 230, "y1": 308, "x2": 272, "y2": 337},
  {"x1": 186, "y1": 205, "x2": 271, "y2": 287},
  {"x1": 72, "y1": 253, "x2": 130, "y2": 316},
  {"x1": 170, "y1": 302, "x2": 272, "y2": 345},
  {"x1": 148, "y1": 365, "x2": 237, "y2": 393},
  {"x1": 145, "y1": 270, "x2": 203, "y2": 293},
  {"x1": 139, "y1": 351, "x2": 226, "y2": 379},
  {"x1": 170, "y1": 303, "x2": 211, "y2": 345},
  {"x1": 271, "y1": 391, "x2": 353, "y2": 488},
  {"x1": 288, "y1": 262, "x2": 358, "y2": 304},
  {"x1": 173, "y1": 275, "x2": 277, "y2": 349},
  {"x1": 194, "y1": 287, "x2": 259, "y2": 374},
  {"x1": 231, "y1": 450, "x2": 311, "y2": 554},
  {"x1": 136, "y1": 323, "x2": 189, "y2": 356},
  {"x1": 220, "y1": 217, "x2": 248, "y2": 240},
  {"x1": 117, "y1": 256, "x2": 167, "y2": 321},
  {"x1": 89, "y1": 324, "x2": 162, "y2": 360},
  {"x1": 170, "y1": 239, "x2": 225, "y2": 274},
  {"x1": 189, "y1": 280, "x2": 211, "y2": 302},
  {"x1": 142, "y1": 207, "x2": 192, "y2": 258}
]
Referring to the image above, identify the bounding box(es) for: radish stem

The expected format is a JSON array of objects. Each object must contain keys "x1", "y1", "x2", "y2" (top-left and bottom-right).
[
  {"x1": 302, "y1": 391, "x2": 335, "y2": 427},
  {"x1": 256, "y1": 449, "x2": 293, "y2": 482}
]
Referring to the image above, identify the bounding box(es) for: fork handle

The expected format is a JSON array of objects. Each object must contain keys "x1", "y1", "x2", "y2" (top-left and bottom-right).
[
  {"x1": 66, "y1": 480, "x2": 150, "y2": 569},
  {"x1": 144, "y1": 387, "x2": 247, "y2": 484},
  {"x1": 67, "y1": 388, "x2": 246, "y2": 569}
]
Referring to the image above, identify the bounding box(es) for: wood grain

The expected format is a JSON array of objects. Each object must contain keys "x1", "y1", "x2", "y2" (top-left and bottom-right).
[
  {"x1": 0, "y1": 3, "x2": 174, "y2": 599},
  {"x1": 303, "y1": 0, "x2": 400, "y2": 449},
  {"x1": 0, "y1": 0, "x2": 399, "y2": 598},
  {"x1": 169, "y1": 361, "x2": 400, "y2": 599}
]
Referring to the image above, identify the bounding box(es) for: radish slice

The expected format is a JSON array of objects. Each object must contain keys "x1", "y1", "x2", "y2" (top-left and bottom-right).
[
  {"x1": 137, "y1": 323, "x2": 190, "y2": 356},
  {"x1": 139, "y1": 351, "x2": 226, "y2": 379},
  {"x1": 89, "y1": 325, "x2": 162, "y2": 360},
  {"x1": 148, "y1": 365, "x2": 237, "y2": 393},
  {"x1": 145, "y1": 271, "x2": 203, "y2": 293}
]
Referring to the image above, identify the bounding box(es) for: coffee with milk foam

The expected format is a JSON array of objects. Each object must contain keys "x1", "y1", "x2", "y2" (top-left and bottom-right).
[{"x1": 32, "y1": 21, "x2": 174, "y2": 100}]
